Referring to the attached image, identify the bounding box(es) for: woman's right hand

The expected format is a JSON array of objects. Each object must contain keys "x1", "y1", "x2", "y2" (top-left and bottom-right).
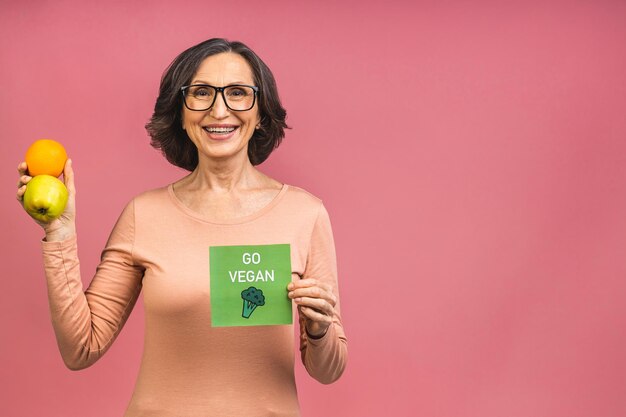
[{"x1": 16, "y1": 159, "x2": 77, "y2": 242}]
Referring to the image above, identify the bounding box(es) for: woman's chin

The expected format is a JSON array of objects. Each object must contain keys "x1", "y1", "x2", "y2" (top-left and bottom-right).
[{"x1": 198, "y1": 143, "x2": 250, "y2": 163}]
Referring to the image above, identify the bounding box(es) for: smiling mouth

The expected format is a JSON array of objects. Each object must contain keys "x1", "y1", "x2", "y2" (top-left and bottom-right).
[{"x1": 203, "y1": 126, "x2": 238, "y2": 134}]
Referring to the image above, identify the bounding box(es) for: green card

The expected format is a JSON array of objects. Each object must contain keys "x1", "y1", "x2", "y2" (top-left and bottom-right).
[{"x1": 210, "y1": 244, "x2": 292, "y2": 327}]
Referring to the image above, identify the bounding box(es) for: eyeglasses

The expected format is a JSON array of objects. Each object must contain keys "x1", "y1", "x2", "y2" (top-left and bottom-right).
[{"x1": 181, "y1": 84, "x2": 259, "y2": 112}]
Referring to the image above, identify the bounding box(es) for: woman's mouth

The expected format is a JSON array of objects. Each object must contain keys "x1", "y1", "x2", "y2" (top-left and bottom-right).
[{"x1": 203, "y1": 126, "x2": 239, "y2": 140}]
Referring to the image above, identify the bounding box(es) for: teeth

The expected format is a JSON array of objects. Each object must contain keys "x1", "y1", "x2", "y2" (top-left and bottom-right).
[{"x1": 205, "y1": 127, "x2": 236, "y2": 133}]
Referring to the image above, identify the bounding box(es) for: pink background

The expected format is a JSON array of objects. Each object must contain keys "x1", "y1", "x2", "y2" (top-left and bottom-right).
[{"x1": 2, "y1": 1, "x2": 626, "y2": 416}]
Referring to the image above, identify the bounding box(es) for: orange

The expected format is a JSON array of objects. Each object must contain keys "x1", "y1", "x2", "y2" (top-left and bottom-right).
[{"x1": 24, "y1": 139, "x2": 68, "y2": 177}]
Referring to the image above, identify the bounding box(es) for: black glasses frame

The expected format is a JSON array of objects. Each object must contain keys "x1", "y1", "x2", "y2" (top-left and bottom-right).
[{"x1": 180, "y1": 84, "x2": 259, "y2": 112}]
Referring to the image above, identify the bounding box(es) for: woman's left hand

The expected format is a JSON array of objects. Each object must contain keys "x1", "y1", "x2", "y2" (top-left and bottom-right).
[{"x1": 288, "y1": 278, "x2": 337, "y2": 338}]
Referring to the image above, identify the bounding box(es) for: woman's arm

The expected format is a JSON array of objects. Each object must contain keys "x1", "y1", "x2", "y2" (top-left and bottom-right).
[
  {"x1": 290, "y1": 203, "x2": 348, "y2": 384},
  {"x1": 42, "y1": 200, "x2": 144, "y2": 370}
]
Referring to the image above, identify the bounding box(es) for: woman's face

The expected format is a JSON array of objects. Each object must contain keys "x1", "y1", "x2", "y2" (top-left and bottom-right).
[{"x1": 181, "y1": 52, "x2": 261, "y2": 163}]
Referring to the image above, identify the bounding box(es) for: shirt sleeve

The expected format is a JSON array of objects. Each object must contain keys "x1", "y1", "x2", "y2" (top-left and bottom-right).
[
  {"x1": 299, "y1": 202, "x2": 348, "y2": 384},
  {"x1": 41, "y1": 199, "x2": 144, "y2": 370}
]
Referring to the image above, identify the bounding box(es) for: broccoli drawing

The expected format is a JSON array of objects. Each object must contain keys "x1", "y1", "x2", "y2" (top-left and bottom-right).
[{"x1": 241, "y1": 286, "x2": 265, "y2": 318}]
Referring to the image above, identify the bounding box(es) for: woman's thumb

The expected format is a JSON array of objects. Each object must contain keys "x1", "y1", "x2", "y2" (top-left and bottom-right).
[{"x1": 64, "y1": 158, "x2": 76, "y2": 196}]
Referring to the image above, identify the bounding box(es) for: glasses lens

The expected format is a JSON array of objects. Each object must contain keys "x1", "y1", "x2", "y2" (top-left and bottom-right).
[
  {"x1": 185, "y1": 85, "x2": 216, "y2": 111},
  {"x1": 223, "y1": 86, "x2": 256, "y2": 111}
]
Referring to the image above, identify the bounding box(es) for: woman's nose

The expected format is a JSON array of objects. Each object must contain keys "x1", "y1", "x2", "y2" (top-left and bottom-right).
[{"x1": 209, "y1": 91, "x2": 230, "y2": 117}]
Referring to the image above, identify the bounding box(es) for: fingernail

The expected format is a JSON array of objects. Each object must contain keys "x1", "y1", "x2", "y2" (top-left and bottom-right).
[{"x1": 287, "y1": 283, "x2": 294, "y2": 290}]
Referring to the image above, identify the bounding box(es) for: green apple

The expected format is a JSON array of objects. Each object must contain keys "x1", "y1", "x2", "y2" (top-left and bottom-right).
[{"x1": 22, "y1": 175, "x2": 69, "y2": 222}]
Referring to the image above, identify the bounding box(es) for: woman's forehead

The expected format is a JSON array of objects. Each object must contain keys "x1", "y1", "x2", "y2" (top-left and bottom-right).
[{"x1": 191, "y1": 52, "x2": 254, "y2": 85}]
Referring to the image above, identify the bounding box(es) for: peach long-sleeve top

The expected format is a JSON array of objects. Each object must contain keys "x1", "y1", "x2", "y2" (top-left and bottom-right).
[{"x1": 41, "y1": 183, "x2": 347, "y2": 416}]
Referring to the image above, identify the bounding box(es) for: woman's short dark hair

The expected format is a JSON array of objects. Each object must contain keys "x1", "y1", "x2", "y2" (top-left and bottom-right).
[{"x1": 146, "y1": 38, "x2": 289, "y2": 170}]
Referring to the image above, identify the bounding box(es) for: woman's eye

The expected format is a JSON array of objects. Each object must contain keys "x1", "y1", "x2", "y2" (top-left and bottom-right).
[
  {"x1": 227, "y1": 88, "x2": 246, "y2": 97},
  {"x1": 193, "y1": 87, "x2": 213, "y2": 98}
]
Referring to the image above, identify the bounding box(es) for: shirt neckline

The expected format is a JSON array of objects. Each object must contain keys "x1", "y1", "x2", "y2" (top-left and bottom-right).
[{"x1": 167, "y1": 183, "x2": 289, "y2": 225}]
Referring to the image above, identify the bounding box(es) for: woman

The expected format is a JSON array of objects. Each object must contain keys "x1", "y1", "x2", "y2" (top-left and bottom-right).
[{"x1": 16, "y1": 38, "x2": 347, "y2": 416}]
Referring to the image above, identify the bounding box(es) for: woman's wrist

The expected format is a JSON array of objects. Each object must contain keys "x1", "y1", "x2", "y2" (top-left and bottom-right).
[
  {"x1": 306, "y1": 324, "x2": 330, "y2": 340},
  {"x1": 44, "y1": 224, "x2": 76, "y2": 242}
]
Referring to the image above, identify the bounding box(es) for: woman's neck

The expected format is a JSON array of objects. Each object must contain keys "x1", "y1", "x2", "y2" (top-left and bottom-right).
[{"x1": 184, "y1": 152, "x2": 261, "y2": 193}]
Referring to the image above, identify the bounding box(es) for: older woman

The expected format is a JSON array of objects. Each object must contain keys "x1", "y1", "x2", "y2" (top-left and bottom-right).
[{"x1": 16, "y1": 38, "x2": 347, "y2": 416}]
